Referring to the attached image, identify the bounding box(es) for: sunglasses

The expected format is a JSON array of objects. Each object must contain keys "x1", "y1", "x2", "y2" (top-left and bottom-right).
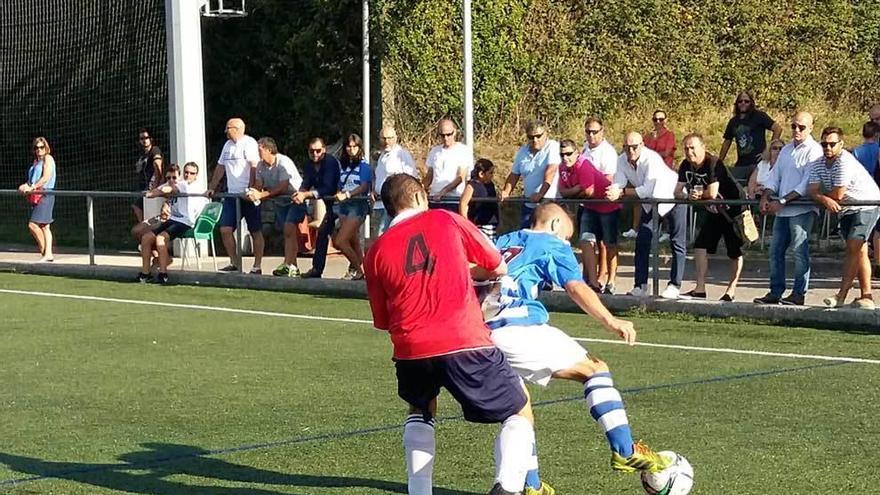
[
  {"x1": 820, "y1": 141, "x2": 840, "y2": 149},
  {"x1": 139, "y1": 135, "x2": 151, "y2": 141},
  {"x1": 770, "y1": 146, "x2": 783, "y2": 151},
  {"x1": 585, "y1": 129, "x2": 602, "y2": 135},
  {"x1": 790, "y1": 124, "x2": 807, "y2": 131},
  {"x1": 623, "y1": 144, "x2": 640, "y2": 151},
  {"x1": 527, "y1": 132, "x2": 545, "y2": 140},
  {"x1": 652, "y1": 117, "x2": 666, "y2": 122},
  {"x1": 33, "y1": 145, "x2": 45, "y2": 150},
  {"x1": 439, "y1": 131, "x2": 454, "y2": 137},
  {"x1": 737, "y1": 99, "x2": 752, "y2": 104},
  {"x1": 560, "y1": 151, "x2": 575, "y2": 157},
  {"x1": 166, "y1": 175, "x2": 179, "y2": 180},
  {"x1": 309, "y1": 148, "x2": 324, "y2": 153}
]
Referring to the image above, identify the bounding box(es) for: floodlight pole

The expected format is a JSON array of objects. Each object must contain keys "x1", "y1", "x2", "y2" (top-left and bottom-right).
[
  {"x1": 165, "y1": 0, "x2": 208, "y2": 185},
  {"x1": 362, "y1": 0, "x2": 371, "y2": 155},
  {"x1": 462, "y1": 0, "x2": 474, "y2": 146}
]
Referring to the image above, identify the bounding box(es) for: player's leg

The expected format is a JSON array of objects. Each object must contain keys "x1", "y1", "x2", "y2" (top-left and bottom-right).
[{"x1": 395, "y1": 359, "x2": 441, "y2": 495}]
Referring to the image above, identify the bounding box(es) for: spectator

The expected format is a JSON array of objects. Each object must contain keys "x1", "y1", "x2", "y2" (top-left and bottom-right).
[
  {"x1": 852, "y1": 121, "x2": 879, "y2": 176},
  {"x1": 333, "y1": 133, "x2": 372, "y2": 280},
  {"x1": 251, "y1": 137, "x2": 305, "y2": 278},
  {"x1": 607, "y1": 132, "x2": 684, "y2": 299},
  {"x1": 372, "y1": 125, "x2": 419, "y2": 236},
  {"x1": 207, "y1": 117, "x2": 263, "y2": 274},
  {"x1": 754, "y1": 112, "x2": 823, "y2": 306},
  {"x1": 675, "y1": 133, "x2": 744, "y2": 301},
  {"x1": 424, "y1": 118, "x2": 472, "y2": 211},
  {"x1": 557, "y1": 139, "x2": 581, "y2": 200},
  {"x1": 747, "y1": 138, "x2": 784, "y2": 199},
  {"x1": 18, "y1": 136, "x2": 57, "y2": 262},
  {"x1": 870, "y1": 103, "x2": 880, "y2": 126},
  {"x1": 131, "y1": 165, "x2": 178, "y2": 269},
  {"x1": 580, "y1": 118, "x2": 621, "y2": 288},
  {"x1": 501, "y1": 119, "x2": 560, "y2": 228},
  {"x1": 573, "y1": 146, "x2": 623, "y2": 294},
  {"x1": 718, "y1": 91, "x2": 783, "y2": 171},
  {"x1": 363, "y1": 174, "x2": 534, "y2": 495},
  {"x1": 642, "y1": 110, "x2": 677, "y2": 243},
  {"x1": 132, "y1": 128, "x2": 164, "y2": 223},
  {"x1": 808, "y1": 127, "x2": 880, "y2": 309},
  {"x1": 137, "y1": 162, "x2": 208, "y2": 284},
  {"x1": 459, "y1": 158, "x2": 499, "y2": 240},
  {"x1": 294, "y1": 137, "x2": 341, "y2": 279}
]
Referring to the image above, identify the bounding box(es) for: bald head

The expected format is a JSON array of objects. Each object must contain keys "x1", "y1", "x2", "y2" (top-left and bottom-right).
[
  {"x1": 623, "y1": 131, "x2": 643, "y2": 163},
  {"x1": 530, "y1": 203, "x2": 574, "y2": 241},
  {"x1": 790, "y1": 112, "x2": 814, "y2": 144},
  {"x1": 225, "y1": 118, "x2": 246, "y2": 142}
]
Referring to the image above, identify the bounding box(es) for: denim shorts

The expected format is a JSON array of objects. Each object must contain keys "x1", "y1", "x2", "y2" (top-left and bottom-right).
[
  {"x1": 273, "y1": 203, "x2": 307, "y2": 231},
  {"x1": 219, "y1": 197, "x2": 261, "y2": 233},
  {"x1": 334, "y1": 200, "x2": 369, "y2": 219},
  {"x1": 840, "y1": 208, "x2": 880, "y2": 242},
  {"x1": 579, "y1": 208, "x2": 619, "y2": 246}
]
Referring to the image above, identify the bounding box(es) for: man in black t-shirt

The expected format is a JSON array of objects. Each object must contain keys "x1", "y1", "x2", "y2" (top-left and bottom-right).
[
  {"x1": 719, "y1": 92, "x2": 782, "y2": 169},
  {"x1": 133, "y1": 128, "x2": 164, "y2": 222},
  {"x1": 676, "y1": 133, "x2": 745, "y2": 302}
]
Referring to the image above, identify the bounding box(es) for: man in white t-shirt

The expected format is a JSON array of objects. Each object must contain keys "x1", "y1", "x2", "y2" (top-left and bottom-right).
[
  {"x1": 424, "y1": 118, "x2": 473, "y2": 211},
  {"x1": 372, "y1": 125, "x2": 419, "y2": 235},
  {"x1": 808, "y1": 126, "x2": 880, "y2": 310},
  {"x1": 207, "y1": 117, "x2": 263, "y2": 274},
  {"x1": 137, "y1": 162, "x2": 208, "y2": 284}
]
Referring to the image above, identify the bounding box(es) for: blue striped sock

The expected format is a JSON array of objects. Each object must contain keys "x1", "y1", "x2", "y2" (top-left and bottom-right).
[{"x1": 584, "y1": 372, "x2": 634, "y2": 457}]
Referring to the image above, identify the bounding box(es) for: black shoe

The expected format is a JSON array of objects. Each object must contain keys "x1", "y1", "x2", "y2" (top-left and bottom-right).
[
  {"x1": 488, "y1": 483, "x2": 519, "y2": 495},
  {"x1": 218, "y1": 264, "x2": 239, "y2": 273},
  {"x1": 720, "y1": 294, "x2": 735, "y2": 302},
  {"x1": 681, "y1": 289, "x2": 707, "y2": 299},
  {"x1": 753, "y1": 293, "x2": 781, "y2": 304},
  {"x1": 301, "y1": 269, "x2": 322, "y2": 279},
  {"x1": 152, "y1": 272, "x2": 169, "y2": 285},
  {"x1": 780, "y1": 293, "x2": 805, "y2": 306},
  {"x1": 136, "y1": 272, "x2": 153, "y2": 283},
  {"x1": 588, "y1": 283, "x2": 603, "y2": 293},
  {"x1": 602, "y1": 284, "x2": 616, "y2": 295}
]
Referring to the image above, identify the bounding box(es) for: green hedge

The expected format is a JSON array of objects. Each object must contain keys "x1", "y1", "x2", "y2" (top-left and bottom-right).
[{"x1": 377, "y1": 0, "x2": 880, "y2": 137}]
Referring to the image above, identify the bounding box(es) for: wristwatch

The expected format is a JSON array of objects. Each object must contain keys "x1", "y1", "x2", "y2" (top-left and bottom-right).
[{"x1": 778, "y1": 197, "x2": 787, "y2": 206}]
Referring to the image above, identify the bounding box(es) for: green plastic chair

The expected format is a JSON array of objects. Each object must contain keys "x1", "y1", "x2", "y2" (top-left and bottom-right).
[{"x1": 179, "y1": 201, "x2": 223, "y2": 271}]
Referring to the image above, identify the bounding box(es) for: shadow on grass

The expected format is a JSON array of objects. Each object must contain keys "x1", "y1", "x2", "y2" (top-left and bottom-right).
[{"x1": 0, "y1": 443, "x2": 482, "y2": 495}]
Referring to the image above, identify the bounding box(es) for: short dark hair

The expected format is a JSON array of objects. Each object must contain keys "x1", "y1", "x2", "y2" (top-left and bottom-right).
[
  {"x1": 183, "y1": 161, "x2": 199, "y2": 173},
  {"x1": 559, "y1": 139, "x2": 577, "y2": 149},
  {"x1": 821, "y1": 126, "x2": 844, "y2": 139},
  {"x1": 471, "y1": 158, "x2": 495, "y2": 179},
  {"x1": 257, "y1": 137, "x2": 278, "y2": 154},
  {"x1": 862, "y1": 121, "x2": 880, "y2": 139},
  {"x1": 584, "y1": 116, "x2": 603, "y2": 128},
  {"x1": 138, "y1": 128, "x2": 151, "y2": 138},
  {"x1": 381, "y1": 174, "x2": 424, "y2": 218},
  {"x1": 165, "y1": 163, "x2": 181, "y2": 176},
  {"x1": 524, "y1": 119, "x2": 546, "y2": 135},
  {"x1": 309, "y1": 137, "x2": 325, "y2": 148}
]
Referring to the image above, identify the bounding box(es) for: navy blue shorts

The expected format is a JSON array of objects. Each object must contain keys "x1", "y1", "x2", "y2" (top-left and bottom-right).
[
  {"x1": 273, "y1": 203, "x2": 308, "y2": 231},
  {"x1": 220, "y1": 197, "x2": 261, "y2": 233},
  {"x1": 152, "y1": 219, "x2": 191, "y2": 240},
  {"x1": 29, "y1": 195, "x2": 55, "y2": 225},
  {"x1": 395, "y1": 347, "x2": 527, "y2": 424}
]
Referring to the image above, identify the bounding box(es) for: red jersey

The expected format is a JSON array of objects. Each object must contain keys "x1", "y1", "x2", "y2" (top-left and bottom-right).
[{"x1": 364, "y1": 209, "x2": 502, "y2": 360}]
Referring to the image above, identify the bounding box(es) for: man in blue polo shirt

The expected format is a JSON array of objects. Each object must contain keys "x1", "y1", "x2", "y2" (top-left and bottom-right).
[
  {"x1": 500, "y1": 120, "x2": 560, "y2": 228},
  {"x1": 294, "y1": 137, "x2": 341, "y2": 279}
]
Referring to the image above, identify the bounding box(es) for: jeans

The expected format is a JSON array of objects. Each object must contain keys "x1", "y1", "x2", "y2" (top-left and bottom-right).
[
  {"x1": 769, "y1": 211, "x2": 815, "y2": 297},
  {"x1": 634, "y1": 204, "x2": 687, "y2": 287}
]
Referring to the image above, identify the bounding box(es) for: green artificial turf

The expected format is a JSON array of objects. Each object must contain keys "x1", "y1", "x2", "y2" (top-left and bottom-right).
[{"x1": 0, "y1": 273, "x2": 877, "y2": 494}]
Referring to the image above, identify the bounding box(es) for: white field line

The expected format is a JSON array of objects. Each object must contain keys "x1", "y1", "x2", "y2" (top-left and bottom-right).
[{"x1": 2, "y1": 288, "x2": 878, "y2": 365}]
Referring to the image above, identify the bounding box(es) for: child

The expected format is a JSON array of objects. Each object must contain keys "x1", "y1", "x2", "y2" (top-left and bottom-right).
[{"x1": 459, "y1": 158, "x2": 499, "y2": 241}]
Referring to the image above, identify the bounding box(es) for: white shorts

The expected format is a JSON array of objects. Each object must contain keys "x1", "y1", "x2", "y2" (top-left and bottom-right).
[{"x1": 490, "y1": 324, "x2": 588, "y2": 387}]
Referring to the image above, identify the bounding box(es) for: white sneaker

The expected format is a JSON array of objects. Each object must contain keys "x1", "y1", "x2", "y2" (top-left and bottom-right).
[
  {"x1": 660, "y1": 284, "x2": 680, "y2": 300},
  {"x1": 658, "y1": 233, "x2": 670, "y2": 243},
  {"x1": 622, "y1": 228, "x2": 638, "y2": 239},
  {"x1": 627, "y1": 284, "x2": 649, "y2": 297}
]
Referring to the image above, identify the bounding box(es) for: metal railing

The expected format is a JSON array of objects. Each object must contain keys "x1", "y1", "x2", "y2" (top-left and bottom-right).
[{"x1": 3, "y1": 189, "x2": 878, "y2": 296}]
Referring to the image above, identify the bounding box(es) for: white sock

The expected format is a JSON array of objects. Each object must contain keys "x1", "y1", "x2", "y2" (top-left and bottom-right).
[
  {"x1": 494, "y1": 414, "x2": 534, "y2": 492},
  {"x1": 404, "y1": 414, "x2": 435, "y2": 495}
]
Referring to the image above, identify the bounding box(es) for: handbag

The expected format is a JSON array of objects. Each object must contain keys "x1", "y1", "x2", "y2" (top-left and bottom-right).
[
  {"x1": 720, "y1": 165, "x2": 759, "y2": 244},
  {"x1": 26, "y1": 187, "x2": 43, "y2": 206}
]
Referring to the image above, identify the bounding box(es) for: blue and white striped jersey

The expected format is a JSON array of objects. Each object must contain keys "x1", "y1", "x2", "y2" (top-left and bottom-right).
[{"x1": 480, "y1": 229, "x2": 583, "y2": 329}]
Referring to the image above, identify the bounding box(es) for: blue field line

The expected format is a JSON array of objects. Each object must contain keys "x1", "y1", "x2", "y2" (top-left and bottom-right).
[{"x1": 0, "y1": 360, "x2": 848, "y2": 487}]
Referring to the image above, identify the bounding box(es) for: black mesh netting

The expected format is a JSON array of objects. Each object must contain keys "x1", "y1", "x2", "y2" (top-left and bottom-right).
[{"x1": 0, "y1": 0, "x2": 168, "y2": 248}]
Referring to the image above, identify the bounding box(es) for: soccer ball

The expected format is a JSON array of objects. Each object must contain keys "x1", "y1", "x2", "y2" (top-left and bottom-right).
[{"x1": 640, "y1": 451, "x2": 693, "y2": 495}]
